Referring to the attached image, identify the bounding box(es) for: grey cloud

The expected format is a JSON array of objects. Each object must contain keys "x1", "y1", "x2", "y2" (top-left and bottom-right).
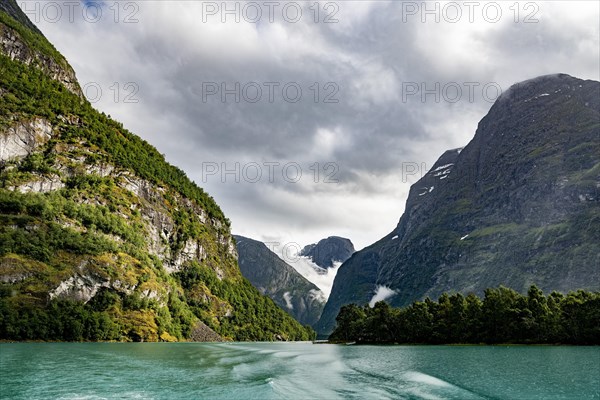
[{"x1": 30, "y1": 1, "x2": 600, "y2": 249}]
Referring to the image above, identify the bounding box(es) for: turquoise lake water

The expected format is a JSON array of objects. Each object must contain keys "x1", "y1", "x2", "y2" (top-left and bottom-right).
[{"x1": 0, "y1": 343, "x2": 598, "y2": 399}]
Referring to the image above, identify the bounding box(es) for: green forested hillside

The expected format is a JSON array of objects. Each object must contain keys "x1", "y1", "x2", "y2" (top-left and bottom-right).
[{"x1": 0, "y1": 6, "x2": 314, "y2": 342}]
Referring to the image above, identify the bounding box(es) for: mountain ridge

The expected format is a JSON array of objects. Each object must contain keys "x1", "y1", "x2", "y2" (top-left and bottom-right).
[
  {"x1": 317, "y1": 73, "x2": 600, "y2": 336},
  {"x1": 234, "y1": 235, "x2": 325, "y2": 326}
]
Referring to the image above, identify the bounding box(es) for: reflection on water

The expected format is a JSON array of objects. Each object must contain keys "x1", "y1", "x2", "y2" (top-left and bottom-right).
[{"x1": 1, "y1": 342, "x2": 598, "y2": 399}]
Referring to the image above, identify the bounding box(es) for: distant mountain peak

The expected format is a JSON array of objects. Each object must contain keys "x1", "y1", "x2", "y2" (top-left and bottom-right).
[
  {"x1": 300, "y1": 236, "x2": 355, "y2": 269},
  {"x1": 234, "y1": 235, "x2": 325, "y2": 327},
  {"x1": 497, "y1": 73, "x2": 591, "y2": 104}
]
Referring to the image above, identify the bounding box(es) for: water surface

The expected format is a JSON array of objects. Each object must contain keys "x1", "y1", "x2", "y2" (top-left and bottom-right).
[{"x1": 1, "y1": 343, "x2": 598, "y2": 399}]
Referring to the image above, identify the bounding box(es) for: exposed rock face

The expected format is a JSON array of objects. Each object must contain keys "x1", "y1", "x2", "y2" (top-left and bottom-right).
[
  {"x1": 0, "y1": 115, "x2": 234, "y2": 278},
  {"x1": 50, "y1": 273, "x2": 111, "y2": 303},
  {"x1": 317, "y1": 74, "x2": 600, "y2": 337},
  {"x1": 235, "y1": 235, "x2": 325, "y2": 326},
  {"x1": 48, "y1": 258, "x2": 142, "y2": 303},
  {"x1": 300, "y1": 236, "x2": 355, "y2": 269},
  {"x1": 13, "y1": 174, "x2": 64, "y2": 193},
  {"x1": 189, "y1": 321, "x2": 224, "y2": 342},
  {"x1": 0, "y1": 114, "x2": 239, "y2": 331},
  {"x1": 113, "y1": 173, "x2": 229, "y2": 274},
  {"x1": 0, "y1": 118, "x2": 53, "y2": 162}
]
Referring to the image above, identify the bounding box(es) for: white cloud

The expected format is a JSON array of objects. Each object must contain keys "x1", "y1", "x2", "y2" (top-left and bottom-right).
[
  {"x1": 283, "y1": 292, "x2": 294, "y2": 310},
  {"x1": 282, "y1": 256, "x2": 342, "y2": 300},
  {"x1": 369, "y1": 286, "x2": 396, "y2": 307}
]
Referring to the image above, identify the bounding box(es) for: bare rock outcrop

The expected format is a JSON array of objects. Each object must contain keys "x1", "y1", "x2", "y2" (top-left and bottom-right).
[{"x1": 189, "y1": 321, "x2": 224, "y2": 342}]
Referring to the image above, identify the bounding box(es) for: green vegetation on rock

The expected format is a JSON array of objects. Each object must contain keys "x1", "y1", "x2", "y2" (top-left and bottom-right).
[
  {"x1": 0, "y1": 53, "x2": 227, "y2": 224},
  {"x1": 0, "y1": 11, "x2": 67, "y2": 69},
  {"x1": 0, "y1": 8, "x2": 314, "y2": 342}
]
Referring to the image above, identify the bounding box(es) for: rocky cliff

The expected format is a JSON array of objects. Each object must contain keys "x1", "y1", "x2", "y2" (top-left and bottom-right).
[
  {"x1": 0, "y1": 1, "x2": 313, "y2": 342},
  {"x1": 234, "y1": 235, "x2": 325, "y2": 326},
  {"x1": 317, "y1": 74, "x2": 600, "y2": 336}
]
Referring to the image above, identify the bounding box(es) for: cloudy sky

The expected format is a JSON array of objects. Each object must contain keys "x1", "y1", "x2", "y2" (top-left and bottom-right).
[{"x1": 23, "y1": 0, "x2": 600, "y2": 252}]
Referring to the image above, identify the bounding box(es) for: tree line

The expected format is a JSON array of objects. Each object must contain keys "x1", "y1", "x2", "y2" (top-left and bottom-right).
[
  {"x1": 329, "y1": 286, "x2": 600, "y2": 345},
  {"x1": 0, "y1": 261, "x2": 316, "y2": 342}
]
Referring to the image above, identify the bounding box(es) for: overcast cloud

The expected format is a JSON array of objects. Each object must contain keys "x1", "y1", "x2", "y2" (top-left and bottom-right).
[{"x1": 23, "y1": 0, "x2": 600, "y2": 251}]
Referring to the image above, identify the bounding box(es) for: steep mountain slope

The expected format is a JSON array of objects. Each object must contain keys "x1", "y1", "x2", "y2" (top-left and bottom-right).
[
  {"x1": 300, "y1": 236, "x2": 355, "y2": 269},
  {"x1": 317, "y1": 74, "x2": 600, "y2": 336},
  {"x1": 0, "y1": 0, "x2": 42, "y2": 35},
  {"x1": 0, "y1": 1, "x2": 313, "y2": 342},
  {"x1": 234, "y1": 235, "x2": 325, "y2": 326}
]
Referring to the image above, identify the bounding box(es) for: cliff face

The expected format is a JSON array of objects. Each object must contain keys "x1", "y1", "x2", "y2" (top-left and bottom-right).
[
  {"x1": 235, "y1": 235, "x2": 325, "y2": 326},
  {"x1": 0, "y1": 1, "x2": 313, "y2": 342},
  {"x1": 317, "y1": 74, "x2": 600, "y2": 336}
]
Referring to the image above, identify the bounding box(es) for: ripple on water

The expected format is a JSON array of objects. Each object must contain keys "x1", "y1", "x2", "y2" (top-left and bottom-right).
[{"x1": 1, "y1": 343, "x2": 598, "y2": 400}]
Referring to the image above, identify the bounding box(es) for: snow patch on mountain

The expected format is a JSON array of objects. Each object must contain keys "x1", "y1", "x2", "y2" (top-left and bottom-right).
[{"x1": 432, "y1": 163, "x2": 454, "y2": 173}]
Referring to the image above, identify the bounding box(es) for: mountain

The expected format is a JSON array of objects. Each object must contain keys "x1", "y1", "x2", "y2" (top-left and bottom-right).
[
  {"x1": 317, "y1": 74, "x2": 600, "y2": 336},
  {"x1": 0, "y1": 1, "x2": 313, "y2": 342},
  {"x1": 0, "y1": 0, "x2": 42, "y2": 35},
  {"x1": 300, "y1": 236, "x2": 355, "y2": 269},
  {"x1": 234, "y1": 235, "x2": 325, "y2": 326}
]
